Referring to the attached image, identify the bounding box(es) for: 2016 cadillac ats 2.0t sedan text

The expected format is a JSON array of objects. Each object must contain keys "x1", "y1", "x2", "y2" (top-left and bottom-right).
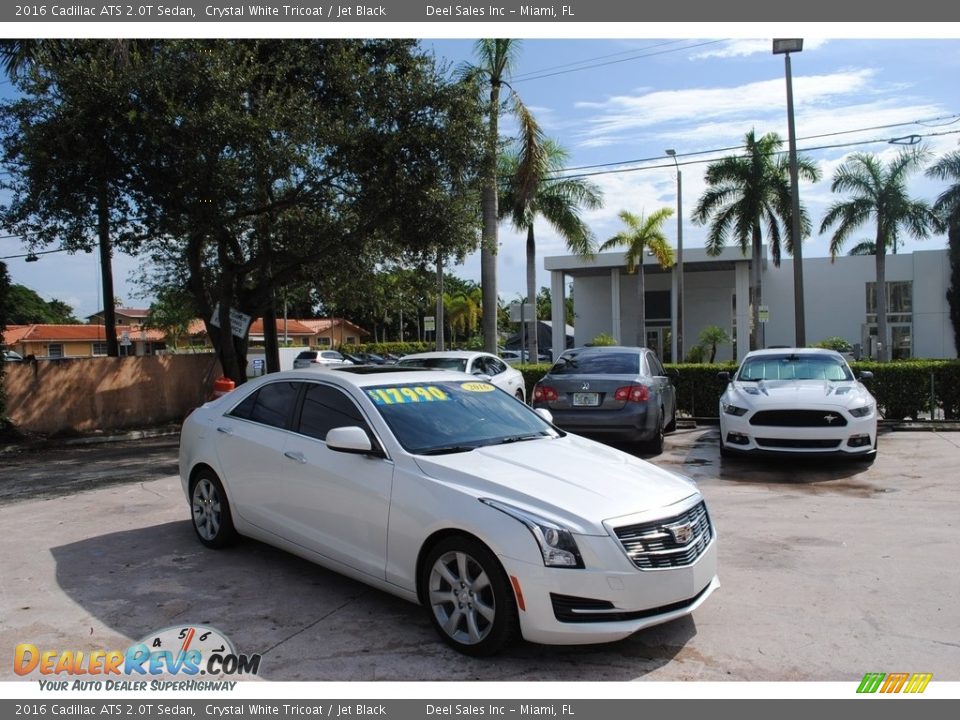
[{"x1": 179, "y1": 366, "x2": 718, "y2": 655}]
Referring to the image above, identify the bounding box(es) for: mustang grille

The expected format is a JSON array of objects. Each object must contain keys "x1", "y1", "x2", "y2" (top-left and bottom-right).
[
  {"x1": 749, "y1": 410, "x2": 848, "y2": 427},
  {"x1": 756, "y1": 438, "x2": 842, "y2": 449},
  {"x1": 613, "y1": 501, "x2": 712, "y2": 570}
]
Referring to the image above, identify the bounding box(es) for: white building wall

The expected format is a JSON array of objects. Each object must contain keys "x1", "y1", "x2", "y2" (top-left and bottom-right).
[{"x1": 572, "y1": 275, "x2": 614, "y2": 346}]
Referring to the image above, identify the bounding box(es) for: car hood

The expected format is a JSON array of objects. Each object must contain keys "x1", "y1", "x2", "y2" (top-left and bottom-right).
[
  {"x1": 412, "y1": 434, "x2": 698, "y2": 535},
  {"x1": 726, "y1": 380, "x2": 873, "y2": 409}
]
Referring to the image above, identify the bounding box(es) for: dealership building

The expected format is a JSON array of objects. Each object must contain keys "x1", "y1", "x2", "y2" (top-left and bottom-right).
[{"x1": 544, "y1": 247, "x2": 955, "y2": 363}]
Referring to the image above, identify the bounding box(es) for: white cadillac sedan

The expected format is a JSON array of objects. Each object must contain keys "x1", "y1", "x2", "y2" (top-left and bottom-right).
[
  {"x1": 180, "y1": 366, "x2": 718, "y2": 655},
  {"x1": 395, "y1": 350, "x2": 526, "y2": 402},
  {"x1": 718, "y1": 348, "x2": 877, "y2": 461}
]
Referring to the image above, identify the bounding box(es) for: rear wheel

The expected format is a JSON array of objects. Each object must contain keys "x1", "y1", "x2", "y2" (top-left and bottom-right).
[
  {"x1": 645, "y1": 408, "x2": 665, "y2": 455},
  {"x1": 190, "y1": 469, "x2": 238, "y2": 549},
  {"x1": 422, "y1": 535, "x2": 517, "y2": 656}
]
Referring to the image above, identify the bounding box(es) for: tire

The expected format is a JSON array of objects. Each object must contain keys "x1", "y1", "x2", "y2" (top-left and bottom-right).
[
  {"x1": 422, "y1": 535, "x2": 517, "y2": 657},
  {"x1": 645, "y1": 408, "x2": 665, "y2": 455},
  {"x1": 190, "y1": 469, "x2": 239, "y2": 549}
]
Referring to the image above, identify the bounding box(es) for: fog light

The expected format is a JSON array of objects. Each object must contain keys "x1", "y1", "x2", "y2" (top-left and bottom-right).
[
  {"x1": 726, "y1": 432, "x2": 750, "y2": 446},
  {"x1": 848, "y1": 434, "x2": 872, "y2": 448}
]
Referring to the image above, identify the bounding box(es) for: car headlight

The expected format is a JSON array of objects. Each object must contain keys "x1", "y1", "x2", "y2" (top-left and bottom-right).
[
  {"x1": 480, "y1": 499, "x2": 584, "y2": 568},
  {"x1": 849, "y1": 404, "x2": 874, "y2": 418},
  {"x1": 721, "y1": 401, "x2": 748, "y2": 416}
]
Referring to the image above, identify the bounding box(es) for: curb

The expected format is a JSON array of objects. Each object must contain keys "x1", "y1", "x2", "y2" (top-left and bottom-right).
[{"x1": 0, "y1": 426, "x2": 180, "y2": 455}]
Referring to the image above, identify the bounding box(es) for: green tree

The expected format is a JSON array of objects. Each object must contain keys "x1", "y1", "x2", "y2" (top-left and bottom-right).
[
  {"x1": 820, "y1": 149, "x2": 938, "y2": 361},
  {"x1": 0, "y1": 40, "x2": 147, "y2": 357},
  {"x1": 600, "y1": 208, "x2": 675, "y2": 346},
  {"x1": 145, "y1": 287, "x2": 197, "y2": 350},
  {"x1": 500, "y1": 139, "x2": 602, "y2": 363},
  {"x1": 697, "y1": 325, "x2": 732, "y2": 363},
  {"x1": 537, "y1": 285, "x2": 574, "y2": 329},
  {"x1": 4, "y1": 284, "x2": 79, "y2": 324},
  {"x1": 68, "y1": 39, "x2": 480, "y2": 383},
  {"x1": 692, "y1": 130, "x2": 820, "y2": 350},
  {"x1": 926, "y1": 148, "x2": 960, "y2": 357},
  {"x1": 466, "y1": 39, "x2": 541, "y2": 354},
  {"x1": 0, "y1": 261, "x2": 9, "y2": 423}
]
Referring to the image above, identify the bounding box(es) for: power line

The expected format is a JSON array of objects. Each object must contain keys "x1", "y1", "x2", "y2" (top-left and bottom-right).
[
  {"x1": 511, "y1": 40, "x2": 728, "y2": 83},
  {"x1": 509, "y1": 40, "x2": 694, "y2": 82}
]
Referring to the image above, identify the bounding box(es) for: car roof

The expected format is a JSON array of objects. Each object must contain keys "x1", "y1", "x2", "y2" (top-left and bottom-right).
[
  {"x1": 562, "y1": 345, "x2": 647, "y2": 354},
  {"x1": 397, "y1": 351, "x2": 486, "y2": 360},
  {"x1": 237, "y1": 366, "x2": 476, "y2": 390}
]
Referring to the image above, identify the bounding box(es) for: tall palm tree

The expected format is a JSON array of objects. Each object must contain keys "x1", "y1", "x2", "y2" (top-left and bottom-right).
[
  {"x1": 692, "y1": 130, "x2": 820, "y2": 350},
  {"x1": 820, "y1": 148, "x2": 938, "y2": 361},
  {"x1": 926, "y1": 148, "x2": 960, "y2": 357},
  {"x1": 500, "y1": 139, "x2": 603, "y2": 362},
  {"x1": 466, "y1": 39, "x2": 542, "y2": 353},
  {"x1": 600, "y1": 208, "x2": 675, "y2": 346}
]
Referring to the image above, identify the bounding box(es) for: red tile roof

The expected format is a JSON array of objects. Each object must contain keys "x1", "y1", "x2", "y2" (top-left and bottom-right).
[{"x1": 8, "y1": 324, "x2": 166, "y2": 342}]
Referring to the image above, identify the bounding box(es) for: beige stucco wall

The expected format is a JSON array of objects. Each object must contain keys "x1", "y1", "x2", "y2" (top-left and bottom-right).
[{"x1": 3, "y1": 354, "x2": 223, "y2": 435}]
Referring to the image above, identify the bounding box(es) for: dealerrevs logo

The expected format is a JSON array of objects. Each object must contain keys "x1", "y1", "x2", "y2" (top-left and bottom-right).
[{"x1": 14, "y1": 625, "x2": 261, "y2": 679}]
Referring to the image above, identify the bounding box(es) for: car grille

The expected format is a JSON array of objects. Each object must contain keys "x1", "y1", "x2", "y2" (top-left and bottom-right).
[
  {"x1": 749, "y1": 410, "x2": 848, "y2": 427},
  {"x1": 756, "y1": 438, "x2": 842, "y2": 449},
  {"x1": 613, "y1": 501, "x2": 712, "y2": 570}
]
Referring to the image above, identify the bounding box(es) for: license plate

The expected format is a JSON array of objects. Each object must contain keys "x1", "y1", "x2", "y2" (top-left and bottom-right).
[{"x1": 573, "y1": 392, "x2": 600, "y2": 407}]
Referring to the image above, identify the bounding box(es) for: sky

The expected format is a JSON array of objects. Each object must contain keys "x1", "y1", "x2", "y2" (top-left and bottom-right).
[{"x1": 1, "y1": 31, "x2": 959, "y2": 319}]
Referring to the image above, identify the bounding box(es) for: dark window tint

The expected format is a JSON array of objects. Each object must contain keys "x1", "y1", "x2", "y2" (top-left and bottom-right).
[
  {"x1": 296, "y1": 351, "x2": 317, "y2": 360},
  {"x1": 298, "y1": 383, "x2": 366, "y2": 441},
  {"x1": 648, "y1": 354, "x2": 666, "y2": 376},
  {"x1": 485, "y1": 357, "x2": 507, "y2": 376},
  {"x1": 229, "y1": 382, "x2": 299, "y2": 429},
  {"x1": 550, "y1": 352, "x2": 640, "y2": 375}
]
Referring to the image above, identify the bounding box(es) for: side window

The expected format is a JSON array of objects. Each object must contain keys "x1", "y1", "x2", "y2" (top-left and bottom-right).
[
  {"x1": 298, "y1": 383, "x2": 367, "y2": 441},
  {"x1": 229, "y1": 382, "x2": 299, "y2": 429},
  {"x1": 471, "y1": 357, "x2": 489, "y2": 375},
  {"x1": 648, "y1": 354, "x2": 665, "y2": 377},
  {"x1": 486, "y1": 358, "x2": 507, "y2": 376}
]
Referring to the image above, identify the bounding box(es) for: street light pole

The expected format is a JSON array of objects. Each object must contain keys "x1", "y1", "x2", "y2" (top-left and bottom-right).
[
  {"x1": 773, "y1": 38, "x2": 806, "y2": 348},
  {"x1": 665, "y1": 149, "x2": 684, "y2": 362}
]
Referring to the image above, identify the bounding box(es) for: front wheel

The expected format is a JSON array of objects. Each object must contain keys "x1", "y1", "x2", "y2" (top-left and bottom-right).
[
  {"x1": 422, "y1": 535, "x2": 517, "y2": 656},
  {"x1": 190, "y1": 470, "x2": 238, "y2": 549}
]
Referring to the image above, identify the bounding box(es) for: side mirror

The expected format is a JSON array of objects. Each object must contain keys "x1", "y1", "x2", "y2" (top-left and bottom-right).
[
  {"x1": 326, "y1": 426, "x2": 376, "y2": 455},
  {"x1": 717, "y1": 371, "x2": 731, "y2": 382},
  {"x1": 858, "y1": 371, "x2": 874, "y2": 381},
  {"x1": 535, "y1": 408, "x2": 554, "y2": 424}
]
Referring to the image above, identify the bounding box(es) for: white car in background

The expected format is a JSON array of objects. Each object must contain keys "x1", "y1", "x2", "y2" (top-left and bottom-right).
[
  {"x1": 718, "y1": 348, "x2": 877, "y2": 461},
  {"x1": 292, "y1": 350, "x2": 350, "y2": 368},
  {"x1": 396, "y1": 351, "x2": 526, "y2": 402},
  {"x1": 179, "y1": 366, "x2": 718, "y2": 655}
]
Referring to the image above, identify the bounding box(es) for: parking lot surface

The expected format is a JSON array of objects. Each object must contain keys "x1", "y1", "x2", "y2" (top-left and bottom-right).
[{"x1": 1, "y1": 428, "x2": 958, "y2": 681}]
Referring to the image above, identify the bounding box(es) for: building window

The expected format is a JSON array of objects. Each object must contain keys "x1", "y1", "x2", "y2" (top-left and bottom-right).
[
  {"x1": 48, "y1": 344, "x2": 64, "y2": 358},
  {"x1": 317, "y1": 337, "x2": 332, "y2": 347},
  {"x1": 866, "y1": 281, "x2": 912, "y2": 323},
  {"x1": 92, "y1": 342, "x2": 108, "y2": 356}
]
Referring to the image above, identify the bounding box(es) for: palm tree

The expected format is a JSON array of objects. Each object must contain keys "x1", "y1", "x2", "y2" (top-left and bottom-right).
[
  {"x1": 600, "y1": 208, "x2": 675, "y2": 346},
  {"x1": 692, "y1": 130, "x2": 820, "y2": 350},
  {"x1": 926, "y1": 148, "x2": 960, "y2": 357},
  {"x1": 500, "y1": 139, "x2": 603, "y2": 362},
  {"x1": 820, "y1": 149, "x2": 938, "y2": 361},
  {"x1": 466, "y1": 39, "x2": 542, "y2": 354}
]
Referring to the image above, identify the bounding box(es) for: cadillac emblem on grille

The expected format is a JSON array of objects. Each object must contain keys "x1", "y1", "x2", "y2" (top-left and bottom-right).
[{"x1": 665, "y1": 520, "x2": 695, "y2": 545}]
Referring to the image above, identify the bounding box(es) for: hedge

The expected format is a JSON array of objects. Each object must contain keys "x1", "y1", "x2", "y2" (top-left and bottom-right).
[{"x1": 516, "y1": 359, "x2": 960, "y2": 420}]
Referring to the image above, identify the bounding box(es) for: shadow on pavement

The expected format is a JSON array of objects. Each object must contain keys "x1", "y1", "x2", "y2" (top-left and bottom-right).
[{"x1": 50, "y1": 521, "x2": 697, "y2": 681}]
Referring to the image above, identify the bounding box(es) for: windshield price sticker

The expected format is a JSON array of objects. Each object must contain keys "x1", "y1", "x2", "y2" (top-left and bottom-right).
[
  {"x1": 460, "y1": 382, "x2": 495, "y2": 392},
  {"x1": 367, "y1": 386, "x2": 449, "y2": 404}
]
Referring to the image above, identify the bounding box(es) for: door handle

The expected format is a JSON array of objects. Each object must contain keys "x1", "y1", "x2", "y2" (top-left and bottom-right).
[
  {"x1": 284, "y1": 450, "x2": 307, "y2": 464},
  {"x1": 216, "y1": 426, "x2": 233, "y2": 435}
]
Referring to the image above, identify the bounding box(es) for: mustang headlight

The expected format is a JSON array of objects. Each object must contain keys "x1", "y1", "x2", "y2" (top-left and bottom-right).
[
  {"x1": 849, "y1": 404, "x2": 874, "y2": 418},
  {"x1": 481, "y1": 499, "x2": 584, "y2": 568},
  {"x1": 721, "y1": 401, "x2": 748, "y2": 416}
]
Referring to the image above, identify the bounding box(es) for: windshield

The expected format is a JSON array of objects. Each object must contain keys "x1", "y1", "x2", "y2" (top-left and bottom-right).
[
  {"x1": 397, "y1": 357, "x2": 468, "y2": 372},
  {"x1": 550, "y1": 351, "x2": 640, "y2": 375},
  {"x1": 737, "y1": 354, "x2": 853, "y2": 382},
  {"x1": 365, "y1": 380, "x2": 558, "y2": 454}
]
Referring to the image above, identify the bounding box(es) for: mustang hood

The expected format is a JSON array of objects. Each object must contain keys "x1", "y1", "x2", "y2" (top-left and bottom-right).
[
  {"x1": 729, "y1": 380, "x2": 870, "y2": 409},
  {"x1": 413, "y1": 434, "x2": 698, "y2": 535}
]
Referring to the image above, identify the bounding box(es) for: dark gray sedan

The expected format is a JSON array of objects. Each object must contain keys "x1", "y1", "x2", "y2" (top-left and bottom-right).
[{"x1": 531, "y1": 346, "x2": 677, "y2": 454}]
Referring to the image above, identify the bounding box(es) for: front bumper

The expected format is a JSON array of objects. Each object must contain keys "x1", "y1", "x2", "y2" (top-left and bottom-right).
[
  {"x1": 499, "y1": 532, "x2": 719, "y2": 645},
  {"x1": 720, "y1": 409, "x2": 877, "y2": 457}
]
